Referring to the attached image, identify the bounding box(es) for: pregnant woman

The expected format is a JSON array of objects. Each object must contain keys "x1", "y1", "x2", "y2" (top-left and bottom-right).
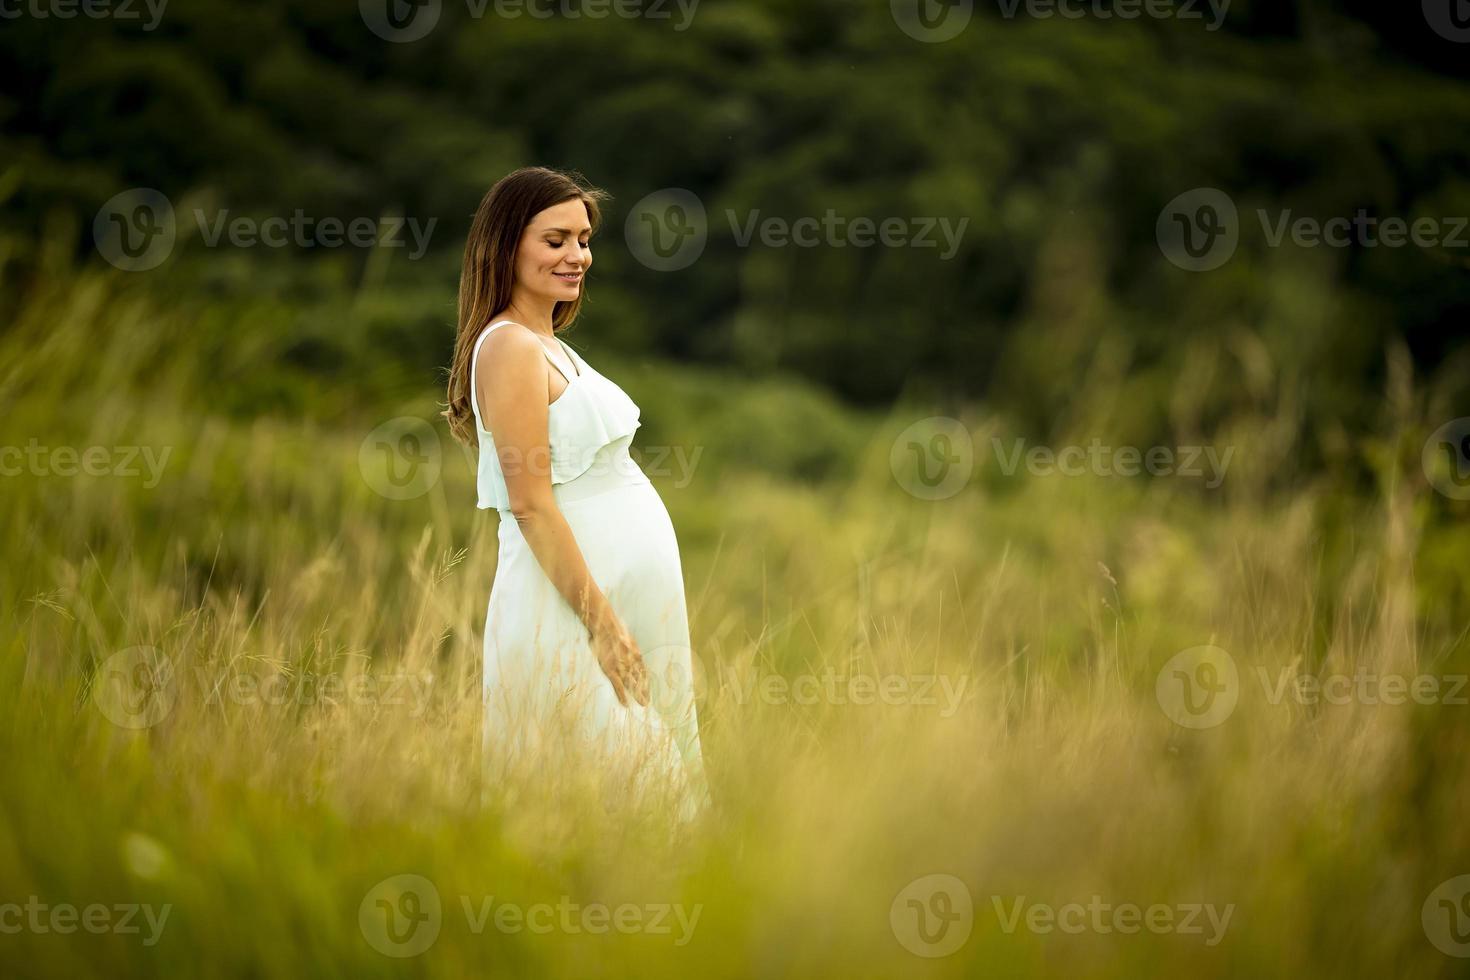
[{"x1": 443, "y1": 167, "x2": 711, "y2": 825}]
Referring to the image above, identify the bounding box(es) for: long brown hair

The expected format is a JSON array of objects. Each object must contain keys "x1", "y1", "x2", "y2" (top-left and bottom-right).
[{"x1": 443, "y1": 166, "x2": 611, "y2": 447}]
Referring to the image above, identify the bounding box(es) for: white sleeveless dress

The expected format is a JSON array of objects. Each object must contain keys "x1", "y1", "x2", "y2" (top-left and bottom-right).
[{"x1": 470, "y1": 320, "x2": 711, "y2": 823}]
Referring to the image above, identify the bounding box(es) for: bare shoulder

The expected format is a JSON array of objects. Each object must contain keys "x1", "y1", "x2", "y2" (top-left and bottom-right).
[{"x1": 477, "y1": 321, "x2": 544, "y2": 379}]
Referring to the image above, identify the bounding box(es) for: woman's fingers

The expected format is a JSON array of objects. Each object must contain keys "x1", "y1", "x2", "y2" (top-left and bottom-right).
[
  {"x1": 607, "y1": 662, "x2": 629, "y2": 707},
  {"x1": 595, "y1": 626, "x2": 651, "y2": 709},
  {"x1": 629, "y1": 655, "x2": 650, "y2": 707}
]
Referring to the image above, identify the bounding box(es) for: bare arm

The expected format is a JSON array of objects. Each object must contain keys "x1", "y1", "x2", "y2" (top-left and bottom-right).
[{"x1": 477, "y1": 323, "x2": 648, "y2": 705}]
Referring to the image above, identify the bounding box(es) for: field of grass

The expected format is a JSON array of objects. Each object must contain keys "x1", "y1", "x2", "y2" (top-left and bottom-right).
[{"x1": 2, "y1": 261, "x2": 1469, "y2": 978}]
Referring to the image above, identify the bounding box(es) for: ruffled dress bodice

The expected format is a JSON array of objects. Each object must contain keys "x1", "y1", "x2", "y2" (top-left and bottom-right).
[{"x1": 469, "y1": 320, "x2": 642, "y2": 512}]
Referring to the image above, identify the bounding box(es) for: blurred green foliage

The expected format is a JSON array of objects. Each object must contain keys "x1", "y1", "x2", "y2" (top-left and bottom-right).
[{"x1": 2, "y1": 0, "x2": 1468, "y2": 454}]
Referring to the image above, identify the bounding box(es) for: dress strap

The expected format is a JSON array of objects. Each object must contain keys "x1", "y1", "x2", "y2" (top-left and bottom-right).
[
  {"x1": 555, "y1": 337, "x2": 584, "y2": 376},
  {"x1": 538, "y1": 336, "x2": 581, "y2": 382},
  {"x1": 552, "y1": 339, "x2": 579, "y2": 382}
]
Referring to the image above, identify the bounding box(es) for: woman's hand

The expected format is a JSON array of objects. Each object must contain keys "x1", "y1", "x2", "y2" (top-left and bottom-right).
[{"x1": 589, "y1": 616, "x2": 651, "y2": 708}]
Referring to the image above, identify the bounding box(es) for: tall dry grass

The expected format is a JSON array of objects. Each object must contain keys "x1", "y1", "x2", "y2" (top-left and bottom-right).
[{"x1": 1, "y1": 266, "x2": 1467, "y2": 978}]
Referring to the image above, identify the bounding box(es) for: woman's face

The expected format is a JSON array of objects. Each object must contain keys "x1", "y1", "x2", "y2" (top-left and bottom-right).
[{"x1": 514, "y1": 198, "x2": 592, "y2": 303}]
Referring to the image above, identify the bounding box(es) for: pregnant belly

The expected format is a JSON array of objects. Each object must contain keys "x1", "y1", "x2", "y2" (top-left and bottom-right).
[{"x1": 493, "y1": 477, "x2": 682, "y2": 602}]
